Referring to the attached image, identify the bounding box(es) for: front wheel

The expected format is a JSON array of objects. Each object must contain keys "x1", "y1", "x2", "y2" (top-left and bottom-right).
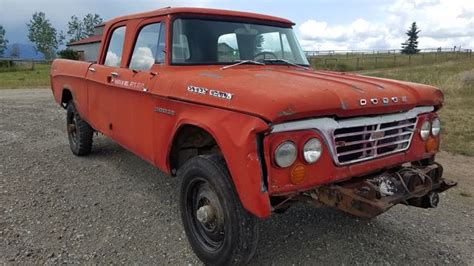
[{"x1": 179, "y1": 155, "x2": 259, "y2": 265}]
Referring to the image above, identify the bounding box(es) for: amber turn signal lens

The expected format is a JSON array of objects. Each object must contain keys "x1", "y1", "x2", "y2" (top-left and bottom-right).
[
  {"x1": 425, "y1": 137, "x2": 438, "y2": 153},
  {"x1": 290, "y1": 164, "x2": 306, "y2": 185}
]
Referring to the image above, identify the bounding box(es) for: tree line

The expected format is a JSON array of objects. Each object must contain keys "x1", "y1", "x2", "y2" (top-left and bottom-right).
[{"x1": 0, "y1": 12, "x2": 103, "y2": 60}]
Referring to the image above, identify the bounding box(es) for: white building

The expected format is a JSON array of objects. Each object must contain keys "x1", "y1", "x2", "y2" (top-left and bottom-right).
[{"x1": 67, "y1": 25, "x2": 104, "y2": 62}]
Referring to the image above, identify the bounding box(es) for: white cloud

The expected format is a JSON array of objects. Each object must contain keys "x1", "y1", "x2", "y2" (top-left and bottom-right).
[{"x1": 298, "y1": 0, "x2": 474, "y2": 51}]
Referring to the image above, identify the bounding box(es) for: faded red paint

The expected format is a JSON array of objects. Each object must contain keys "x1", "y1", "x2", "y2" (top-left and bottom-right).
[{"x1": 51, "y1": 7, "x2": 446, "y2": 218}]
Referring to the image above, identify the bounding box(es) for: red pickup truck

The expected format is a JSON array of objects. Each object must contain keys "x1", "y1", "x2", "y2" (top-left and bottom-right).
[{"x1": 51, "y1": 7, "x2": 456, "y2": 264}]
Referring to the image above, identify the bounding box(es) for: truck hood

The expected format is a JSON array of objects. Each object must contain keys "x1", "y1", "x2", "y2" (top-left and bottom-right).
[{"x1": 166, "y1": 66, "x2": 443, "y2": 123}]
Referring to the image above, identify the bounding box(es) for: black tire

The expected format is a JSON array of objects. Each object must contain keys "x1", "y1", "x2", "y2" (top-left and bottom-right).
[
  {"x1": 179, "y1": 155, "x2": 259, "y2": 265},
  {"x1": 66, "y1": 100, "x2": 93, "y2": 156}
]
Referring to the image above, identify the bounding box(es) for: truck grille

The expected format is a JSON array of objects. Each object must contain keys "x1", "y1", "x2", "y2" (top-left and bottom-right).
[{"x1": 333, "y1": 117, "x2": 417, "y2": 165}]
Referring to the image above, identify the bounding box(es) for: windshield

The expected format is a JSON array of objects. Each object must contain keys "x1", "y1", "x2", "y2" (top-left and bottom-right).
[{"x1": 172, "y1": 18, "x2": 309, "y2": 66}]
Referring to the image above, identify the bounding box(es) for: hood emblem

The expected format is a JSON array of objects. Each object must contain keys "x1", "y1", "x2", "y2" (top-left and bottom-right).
[{"x1": 359, "y1": 96, "x2": 407, "y2": 106}]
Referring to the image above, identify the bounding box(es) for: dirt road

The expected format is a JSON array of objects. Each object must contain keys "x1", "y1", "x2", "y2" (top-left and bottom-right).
[{"x1": 1, "y1": 89, "x2": 473, "y2": 264}]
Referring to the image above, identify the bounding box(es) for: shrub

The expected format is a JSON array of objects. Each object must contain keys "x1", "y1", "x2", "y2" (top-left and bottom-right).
[{"x1": 57, "y1": 49, "x2": 79, "y2": 60}]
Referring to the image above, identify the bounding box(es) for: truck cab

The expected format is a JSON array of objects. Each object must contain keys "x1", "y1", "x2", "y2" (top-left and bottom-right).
[{"x1": 50, "y1": 7, "x2": 455, "y2": 265}]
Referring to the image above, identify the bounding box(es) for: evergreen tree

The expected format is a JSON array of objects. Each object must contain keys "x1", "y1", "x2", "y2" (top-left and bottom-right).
[
  {"x1": 0, "y1": 25, "x2": 8, "y2": 57},
  {"x1": 401, "y1": 22, "x2": 421, "y2": 55}
]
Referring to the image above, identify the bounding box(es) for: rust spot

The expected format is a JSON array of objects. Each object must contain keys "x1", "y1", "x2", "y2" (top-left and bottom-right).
[
  {"x1": 200, "y1": 71, "x2": 222, "y2": 79},
  {"x1": 278, "y1": 105, "x2": 296, "y2": 117},
  {"x1": 351, "y1": 85, "x2": 365, "y2": 94}
]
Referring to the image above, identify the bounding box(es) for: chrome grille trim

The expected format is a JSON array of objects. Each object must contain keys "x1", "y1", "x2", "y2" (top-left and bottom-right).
[
  {"x1": 333, "y1": 117, "x2": 417, "y2": 164},
  {"x1": 271, "y1": 106, "x2": 434, "y2": 166}
]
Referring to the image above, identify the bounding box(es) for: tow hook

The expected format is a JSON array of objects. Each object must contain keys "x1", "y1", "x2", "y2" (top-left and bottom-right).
[
  {"x1": 313, "y1": 164, "x2": 456, "y2": 218},
  {"x1": 427, "y1": 192, "x2": 440, "y2": 208}
]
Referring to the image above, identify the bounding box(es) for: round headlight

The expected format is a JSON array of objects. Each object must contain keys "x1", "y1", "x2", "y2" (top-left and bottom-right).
[
  {"x1": 303, "y1": 138, "x2": 323, "y2": 164},
  {"x1": 420, "y1": 121, "x2": 431, "y2": 141},
  {"x1": 432, "y1": 118, "x2": 441, "y2": 136},
  {"x1": 274, "y1": 141, "x2": 297, "y2": 168}
]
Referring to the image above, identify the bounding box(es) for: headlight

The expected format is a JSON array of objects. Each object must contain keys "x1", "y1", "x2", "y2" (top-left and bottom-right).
[
  {"x1": 303, "y1": 138, "x2": 323, "y2": 164},
  {"x1": 420, "y1": 121, "x2": 431, "y2": 141},
  {"x1": 432, "y1": 118, "x2": 441, "y2": 136},
  {"x1": 275, "y1": 141, "x2": 297, "y2": 168}
]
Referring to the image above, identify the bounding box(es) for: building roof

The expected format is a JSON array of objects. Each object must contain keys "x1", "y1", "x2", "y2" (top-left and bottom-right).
[
  {"x1": 67, "y1": 35, "x2": 102, "y2": 46},
  {"x1": 107, "y1": 7, "x2": 294, "y2": 26}
]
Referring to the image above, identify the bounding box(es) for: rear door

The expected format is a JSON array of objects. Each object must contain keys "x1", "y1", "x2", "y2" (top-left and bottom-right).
[
  {"x1": 86, "y1": 25, "x2": 127, "y2": 136},
  {"x1": 110, "y1": 21, "x2": 167, "y2": 162}
]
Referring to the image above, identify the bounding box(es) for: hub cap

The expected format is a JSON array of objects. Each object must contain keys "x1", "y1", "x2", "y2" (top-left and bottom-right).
[{"x1": 186, "y1": 178, "x2": 225, "y2": 251}]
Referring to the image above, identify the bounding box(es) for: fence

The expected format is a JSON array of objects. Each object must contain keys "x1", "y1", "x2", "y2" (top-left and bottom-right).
[
  {"x1": 0, "y1": 58, "x2": 51, "y2": 72},
  {"x1": 305, "y1": 48, "x2": 473, "y2": 71}
]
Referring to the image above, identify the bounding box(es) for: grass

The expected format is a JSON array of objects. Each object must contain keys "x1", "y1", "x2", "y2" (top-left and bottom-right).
[
  {"x1": 359, "y1": 59, "x2": 474, "y2": 156},
  {"x1": 0, "y1": 63, "x2": 51, "y2": 89}
]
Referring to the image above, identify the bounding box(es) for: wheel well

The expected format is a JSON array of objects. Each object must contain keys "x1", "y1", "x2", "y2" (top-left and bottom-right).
[
  {"x1": 169, "y1": 125, "x2": 222, "y2": 175},
  {"x1": 61, "y1": 89, "x2": 73, "y2": 108}
]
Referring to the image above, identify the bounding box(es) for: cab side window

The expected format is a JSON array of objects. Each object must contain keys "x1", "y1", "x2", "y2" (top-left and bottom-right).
[
  {"x1": 129, "y1": 22, "x2": 166, "y2": 70},
  {"x1": 104, "y1": 26, "x2": 126, "y2": 67}
]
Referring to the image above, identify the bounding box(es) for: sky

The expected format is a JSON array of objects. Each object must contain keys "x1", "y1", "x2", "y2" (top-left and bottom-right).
[{"x1": 1, "y1": 0, "x2": 473, "y2": 51}]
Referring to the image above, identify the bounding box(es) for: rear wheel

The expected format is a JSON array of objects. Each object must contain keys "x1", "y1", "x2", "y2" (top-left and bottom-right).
[
  {"x1": 179, "y1": 155, "x2": 259, "y2": 265},
  {"x1": 66, "y1": 100, "x2": 93, "y2": 156}
]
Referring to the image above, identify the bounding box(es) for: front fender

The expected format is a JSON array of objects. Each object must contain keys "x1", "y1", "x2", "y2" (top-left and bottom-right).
[{"x1": 152, "y1": 97, "x2": 272, "y2": 218}]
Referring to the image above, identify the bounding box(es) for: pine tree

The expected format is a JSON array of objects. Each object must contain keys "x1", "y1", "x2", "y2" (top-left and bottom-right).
[{"x1": 401, "y1": 22, "x2": 421, "y2": 55}]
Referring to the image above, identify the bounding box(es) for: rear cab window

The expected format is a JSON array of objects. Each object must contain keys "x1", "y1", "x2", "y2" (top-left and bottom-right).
[{"x1": 104, "y1": 26, "x2": 126, "y2": 67}]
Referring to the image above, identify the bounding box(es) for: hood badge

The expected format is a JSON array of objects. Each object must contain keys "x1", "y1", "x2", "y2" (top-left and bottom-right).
[
  {"x1": 187, "y1": 85, "x2": 233, "y2": 100},
  {"x1": 360, "y1": 96, "x2": 407, "y2": 106}
]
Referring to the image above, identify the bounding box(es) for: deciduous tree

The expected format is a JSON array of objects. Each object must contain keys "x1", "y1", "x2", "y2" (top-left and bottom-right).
[
  {"x1": 0, "y1": 25, "x2": 8, "y2": 57},
  {"x1": 27, "y1": 12, "x2": 62, "y2": 60},
  {"x1": 67, "y1": 13, "x2": 103, "y2": 43}
]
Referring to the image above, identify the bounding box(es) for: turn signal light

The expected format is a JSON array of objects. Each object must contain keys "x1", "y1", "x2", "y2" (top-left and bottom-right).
[
  {"x1": 425, "y1": 137, "x2": 439, "y2": 153},
  {"x1": 290, "y1": 164, "x2": 306, "y2": 185}
]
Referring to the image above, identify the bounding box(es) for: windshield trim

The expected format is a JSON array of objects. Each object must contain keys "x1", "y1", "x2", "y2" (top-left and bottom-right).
[{"x1": 169, "y1": 15, "x2": 306, "y2": 67}]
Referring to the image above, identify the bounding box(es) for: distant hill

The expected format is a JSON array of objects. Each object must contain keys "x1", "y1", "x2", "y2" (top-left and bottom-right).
[{"x1": 3, "y1": 43, "x2": 45, "y2": 60}]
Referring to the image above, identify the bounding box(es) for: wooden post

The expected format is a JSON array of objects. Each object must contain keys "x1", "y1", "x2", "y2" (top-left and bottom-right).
[
  {"x1": 375, "y1": 57, "x2": 378, "y2": 68},
  {"x1": 31, "y1": 60, "x2": 36, "y2": 70},
  {"x1": 356, "y1": 57, "x2": 360, "y2": 69},
  {"x1": 393, "y1": 56, "x2": 397, "y2": 67}
]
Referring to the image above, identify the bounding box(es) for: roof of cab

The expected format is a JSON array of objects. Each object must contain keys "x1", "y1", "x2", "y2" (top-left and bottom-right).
[{"x1": 106, "y1": 7, "x2": 294, "y2": 26}]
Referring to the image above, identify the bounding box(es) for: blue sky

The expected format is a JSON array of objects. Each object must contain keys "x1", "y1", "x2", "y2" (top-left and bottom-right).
[{"x1": 1, "y1": 0, "x2": 473, "y2": 50}]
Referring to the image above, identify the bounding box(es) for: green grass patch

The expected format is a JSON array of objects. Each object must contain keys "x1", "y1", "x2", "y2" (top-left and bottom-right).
[
  {"x1": 0, "y1": 63, "x2": 51, "y2": 89},
  {"x1": 359, "y1": 60, "x2": 474, "y2": 156}
]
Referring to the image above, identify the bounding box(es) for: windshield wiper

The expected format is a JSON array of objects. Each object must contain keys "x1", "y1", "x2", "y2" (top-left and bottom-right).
[
  {"x1": 220, "y1": 60, "x2": 265, "y2": 70},
  {"x1": 261, "y1": 59, "x2": 310, "y2": 70}
]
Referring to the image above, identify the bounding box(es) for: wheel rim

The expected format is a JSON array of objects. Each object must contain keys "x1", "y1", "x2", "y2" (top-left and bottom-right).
[
  {"x1": 186, "y1": 178, "x2": 225, "y2": 251},
  {"x1": 67, "y1": 113, "x2": 78, "y2": 146}
]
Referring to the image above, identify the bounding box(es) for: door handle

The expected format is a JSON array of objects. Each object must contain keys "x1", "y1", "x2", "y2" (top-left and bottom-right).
[
  {"x1": 88, "y1": 67, "x2": 96, "y2": 73},
  {"x1": 110, "y1": 72, "x2": 119, "y2": 78}
]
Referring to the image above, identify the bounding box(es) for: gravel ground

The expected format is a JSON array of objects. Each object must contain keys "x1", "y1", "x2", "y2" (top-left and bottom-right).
[{"x1": 1, "y1": 89, "x2": 473, "y2": 265}]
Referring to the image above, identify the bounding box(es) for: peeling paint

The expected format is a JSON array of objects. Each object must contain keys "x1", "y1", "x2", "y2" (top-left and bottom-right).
[{"x1": 341, "y1": 101, "x2": 349, "y2": 110}]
